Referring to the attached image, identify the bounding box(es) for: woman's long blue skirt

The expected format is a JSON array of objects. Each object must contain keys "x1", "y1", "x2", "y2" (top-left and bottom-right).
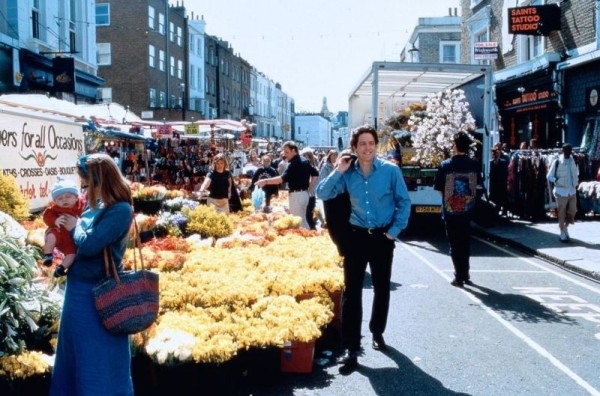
[{"x1": 49, "y1": 279, "x2": 133, "y2": 396}]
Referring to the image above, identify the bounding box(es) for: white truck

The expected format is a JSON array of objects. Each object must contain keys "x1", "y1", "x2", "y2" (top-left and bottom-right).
[
  {"x1": 348, "y1": 62, "x2": 494, "y2": 216},
  {"x1": 0, "y1": 99, "x2": 85, "y2": 212}
]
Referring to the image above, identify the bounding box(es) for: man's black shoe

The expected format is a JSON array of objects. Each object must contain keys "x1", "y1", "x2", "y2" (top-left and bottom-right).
[
  {"x1": 464, "y1": 279, "x2": 474, "y2": 286},
  {"x1": 337, "y1": 350, "x2": 358, "y2": 375},
  {"x1": 372, "y1": 333, "x2": 387, "y2": 351},
  {"x1": 450, "y1": 279, "x2": 464, "y2": 288}
]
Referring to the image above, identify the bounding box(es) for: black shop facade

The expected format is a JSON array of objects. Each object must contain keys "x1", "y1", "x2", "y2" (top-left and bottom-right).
[{"x1": 495, "y1": 67, "x2": 562, "y2": 150}]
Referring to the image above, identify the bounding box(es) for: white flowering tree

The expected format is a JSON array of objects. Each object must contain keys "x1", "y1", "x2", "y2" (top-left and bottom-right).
[{"x1": 409, "y1": 89, "x2": 476, "y2": 168}]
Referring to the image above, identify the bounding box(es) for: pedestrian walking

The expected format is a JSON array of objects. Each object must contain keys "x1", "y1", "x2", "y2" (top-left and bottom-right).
[
  {"x1": 546, "y1": 143, "x2": 579, "y2": 242},
  {"x1": 434, "y1": 131, "x2": 483, "y2": 288},
  {"x1": 316, "y1": 125, "x2": 411, "y2": 375}
]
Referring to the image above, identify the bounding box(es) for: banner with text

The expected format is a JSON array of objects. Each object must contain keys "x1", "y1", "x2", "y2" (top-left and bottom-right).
[{"x1": 0, "y1": 109, "x2": 84, "y2": 211}]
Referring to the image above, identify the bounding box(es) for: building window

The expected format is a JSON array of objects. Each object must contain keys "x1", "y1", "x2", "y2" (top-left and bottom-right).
[
  {"x1": 518, "y1": 35, "x2": 544, "y2": 62},
  {"x1": 158, "y1": 13, "x2": 165, "y2": 35},
  {"x1": 190, "y1": 65, "x2": 196, "y2": 88},
  {"x1": 159, "y1": 91, "x2": 166, "y2": 108},
  {"x1": 148, "y1": 6, "x2": 155, "y2": 29},
  {"x1": 177, "y1": 26, "x2": 183, "y2": 46},
  {"x1": 440, "y1": 42, "x2": 459, "y2": 63},
  {"x1": 97, "y1": 87, "x2": 112, "y2": 103},
  {"x1": 97, "y1": 43, "x2": 111, "y2": 65},
  {"x1": 177, "y1": 59, "x2": 183, "y2": 79},
  {"x1": 149, "y1": 88, "x2": 157, "y2": 108},
  {"x1": 95, "y1": 3, "x2": 109, "y2": 26},
  {"x1": 189, "y1": 33, "x2": 194, "y2": 53},
  {"x1": 169, "y1": 22, "x2": 175, "y2": 42},
  {"x1": 31, "y1": 2, "x2": 40, "y2": 39},
  {"x1": 159, "y1": 50, "x2": 165, "y2": 71},
  {"x1": 69, "y1": 21, "x2": 76, "y2": 52},
  {"x1": 170, "y1": 56, "x2": 175, "y2": 76},
  {"x1": 148, "y1": 45, "x2": 155, "y2": 68}
]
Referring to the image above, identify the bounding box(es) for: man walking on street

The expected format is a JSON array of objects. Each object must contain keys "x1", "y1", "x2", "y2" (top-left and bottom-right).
[
  {"x1": 317, "y1": 125, "x2": 411, "y2": 375},
  {"x1": 434, "y1": 131, "x2": 482, "y2": 288},
  {"x1": 547, "y1": 143, "x2": 579, "y2": 242}
]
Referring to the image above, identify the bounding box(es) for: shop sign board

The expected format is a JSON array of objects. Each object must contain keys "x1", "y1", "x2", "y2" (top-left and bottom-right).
[
  {"x1": 586, "y1": 87, "x2": 600, "y2": 113},
  {"x1": 474, "y1": 42, "x2": 498, "y2": 60},
  {"x1": 184, "y1": 123, "x2": 199, "y2": 134},
  {"x1": 508, "y1": 4, "x2": 561, "y2": 36},
  {"x1": 0, "y1": 106, "x2": 84, "y2": 212},
  {"x1": 499, "y1": 86, "x2": 557, "y2": 113}
]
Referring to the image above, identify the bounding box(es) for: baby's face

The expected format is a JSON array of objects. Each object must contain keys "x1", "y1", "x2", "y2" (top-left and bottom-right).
[{"x1": 54, "y1": 193, "x2": 78, "y2": 208}]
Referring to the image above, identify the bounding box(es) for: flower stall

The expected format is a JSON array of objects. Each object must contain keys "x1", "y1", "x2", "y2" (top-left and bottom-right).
[{"x1": 0, "y1": 180, "x2": 344, "y2": 394}]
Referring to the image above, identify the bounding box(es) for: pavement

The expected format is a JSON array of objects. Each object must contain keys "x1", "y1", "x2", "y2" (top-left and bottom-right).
[{"x1": 472, "y1": 213, "x2": 600, "y2": 282}]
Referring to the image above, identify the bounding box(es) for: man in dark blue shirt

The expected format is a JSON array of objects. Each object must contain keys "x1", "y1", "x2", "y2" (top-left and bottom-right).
[
  {"x1": 434, "y1": 131, "x2": 483, "y2": 288},
  {"x1": 255, "y1": 141, "x2": 314, "y2": 229},
  {"x1": 317, "y1": 125, "x2": 411, "y2": 375}
]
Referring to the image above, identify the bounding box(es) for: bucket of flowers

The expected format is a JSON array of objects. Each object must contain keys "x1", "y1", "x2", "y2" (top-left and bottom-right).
[{"x1": 132, "y1": 185, "x2": 167, "y2": 215}]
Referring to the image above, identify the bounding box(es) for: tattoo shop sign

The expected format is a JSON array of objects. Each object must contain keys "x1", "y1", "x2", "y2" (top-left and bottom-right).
[{"x1": 0, "y1": 107, "x2": 84, "y2": 212}]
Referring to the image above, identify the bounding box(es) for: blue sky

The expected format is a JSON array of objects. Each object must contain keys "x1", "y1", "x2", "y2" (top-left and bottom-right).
[{"x1": 183, "y1": 0, "x2": 459, "y2": 113}]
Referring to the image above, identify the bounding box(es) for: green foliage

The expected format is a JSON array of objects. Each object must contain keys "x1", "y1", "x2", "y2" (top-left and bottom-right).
[
  {"x1": 185, "y1": 205, "x2": 234, "y2": 239},
  {"x1": 0, "y1": 174, "x2": 30, "y2": 221},
  {"x1": 0, "y1": 237, "x2": 45, "y2": 356}
]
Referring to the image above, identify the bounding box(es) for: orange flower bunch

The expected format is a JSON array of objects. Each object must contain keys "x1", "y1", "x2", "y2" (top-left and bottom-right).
[
  {"x1": 164, "y1": 189, "x2": 187, "y2": 200},
  {"x1": 123, "y1": 246, "x2": 186, "y2": 272},
  {"x1": 132, "y1": 185, "x2": 167, "y2": 201},
  {"x1": 143, "y1": 235, "x2": 191, "y2": 252}
]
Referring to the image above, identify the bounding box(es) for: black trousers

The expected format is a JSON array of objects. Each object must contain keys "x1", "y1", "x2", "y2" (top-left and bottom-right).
[
  {"x1": 306, "y1": 196, "x2": 316, "y2": 230},
  {"x1": 444, "y1": 216, "x2": 471, "y2": 282},
  {"x1": 341, "y1": 227, "x2": 395, "y2": 351}
]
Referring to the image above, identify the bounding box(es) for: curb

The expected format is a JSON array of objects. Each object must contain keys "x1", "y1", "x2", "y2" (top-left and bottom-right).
[{"x1": 473, "y1": 226, "x2": 600, "y2": 282}]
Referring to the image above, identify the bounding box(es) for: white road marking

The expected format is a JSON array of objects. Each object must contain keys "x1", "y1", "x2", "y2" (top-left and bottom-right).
[
  {"x1": 475, "y1": 236, "x2": 600, "y2": 295},
  {"x1": 401, "y1": 241, "x2": 600, "y2": 396}
]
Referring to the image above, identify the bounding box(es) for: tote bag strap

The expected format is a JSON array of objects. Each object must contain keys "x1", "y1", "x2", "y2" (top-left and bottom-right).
[
  {"x1": 132, "y1": 215, "x2": 146, "y2": 272},
  {"x1": 103, "y1": 247, "x2": 121, "y2": 284},
  {"x1": 102, "y1": 215, "x2": 147, "y2": 283}
]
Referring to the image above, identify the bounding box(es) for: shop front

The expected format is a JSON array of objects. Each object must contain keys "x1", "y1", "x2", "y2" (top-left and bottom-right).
[
  {"x1": 495, "y1": 69, "x2": 561, "y2": 150},
  {"x1": 561, "y1": 56, "x2": 600, "y2": 180}
]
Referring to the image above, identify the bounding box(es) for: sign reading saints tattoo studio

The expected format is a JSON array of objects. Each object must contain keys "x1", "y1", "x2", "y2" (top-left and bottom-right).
[
  {"x1": 0, "y1": 106, "x2": 84, "y2": 211},
  {"x1": 508, "y1": 4, "x2": 561, "y2": 36},
  {"x1": 499, "y1": 86, "x2": 557, "y2": 114}
]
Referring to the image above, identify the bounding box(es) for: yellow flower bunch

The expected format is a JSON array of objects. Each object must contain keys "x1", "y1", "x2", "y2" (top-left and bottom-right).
[
  {"x1": 272, "y1": 214, "x2": 302, "y2": 230},
  {"x1": 185, "y1": 205, "x2": 234, "y2": 239},
  {"x1": 0, "y1": 351, "x2": 53, "y2": 380},
  {"x1": 0, "y1": 173, "x2": 30, "y2": 221}
]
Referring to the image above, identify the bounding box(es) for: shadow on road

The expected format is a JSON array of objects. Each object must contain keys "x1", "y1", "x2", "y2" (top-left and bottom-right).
[
  {"x1": 357, "y1": 345, "x2": 472, "y2": 395},
  {"x1": 464, "y1": 283, "x2": 577, "y2": 325}
]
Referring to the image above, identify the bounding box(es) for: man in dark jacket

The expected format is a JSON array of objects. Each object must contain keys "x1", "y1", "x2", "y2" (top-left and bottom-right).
[{"x1": 434, "y1": 131, "x2": 483, "y2": 287}]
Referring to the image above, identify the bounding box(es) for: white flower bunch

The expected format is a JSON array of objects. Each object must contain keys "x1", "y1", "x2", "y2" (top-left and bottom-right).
[
  {"x1": 145, "y1": 329, "x2": 196, "y2": 365},
  {"x1": 0, "y1": 211, "x2": 27, "y2": 245},
  {"x1": 411, "y1": 89, "x2": 476, "y2": 168}
]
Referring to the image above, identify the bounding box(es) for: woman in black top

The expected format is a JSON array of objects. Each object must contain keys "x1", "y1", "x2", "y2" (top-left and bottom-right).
[{"x1": 199, "y1": 153, "x2": 232, "y2": 214}]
